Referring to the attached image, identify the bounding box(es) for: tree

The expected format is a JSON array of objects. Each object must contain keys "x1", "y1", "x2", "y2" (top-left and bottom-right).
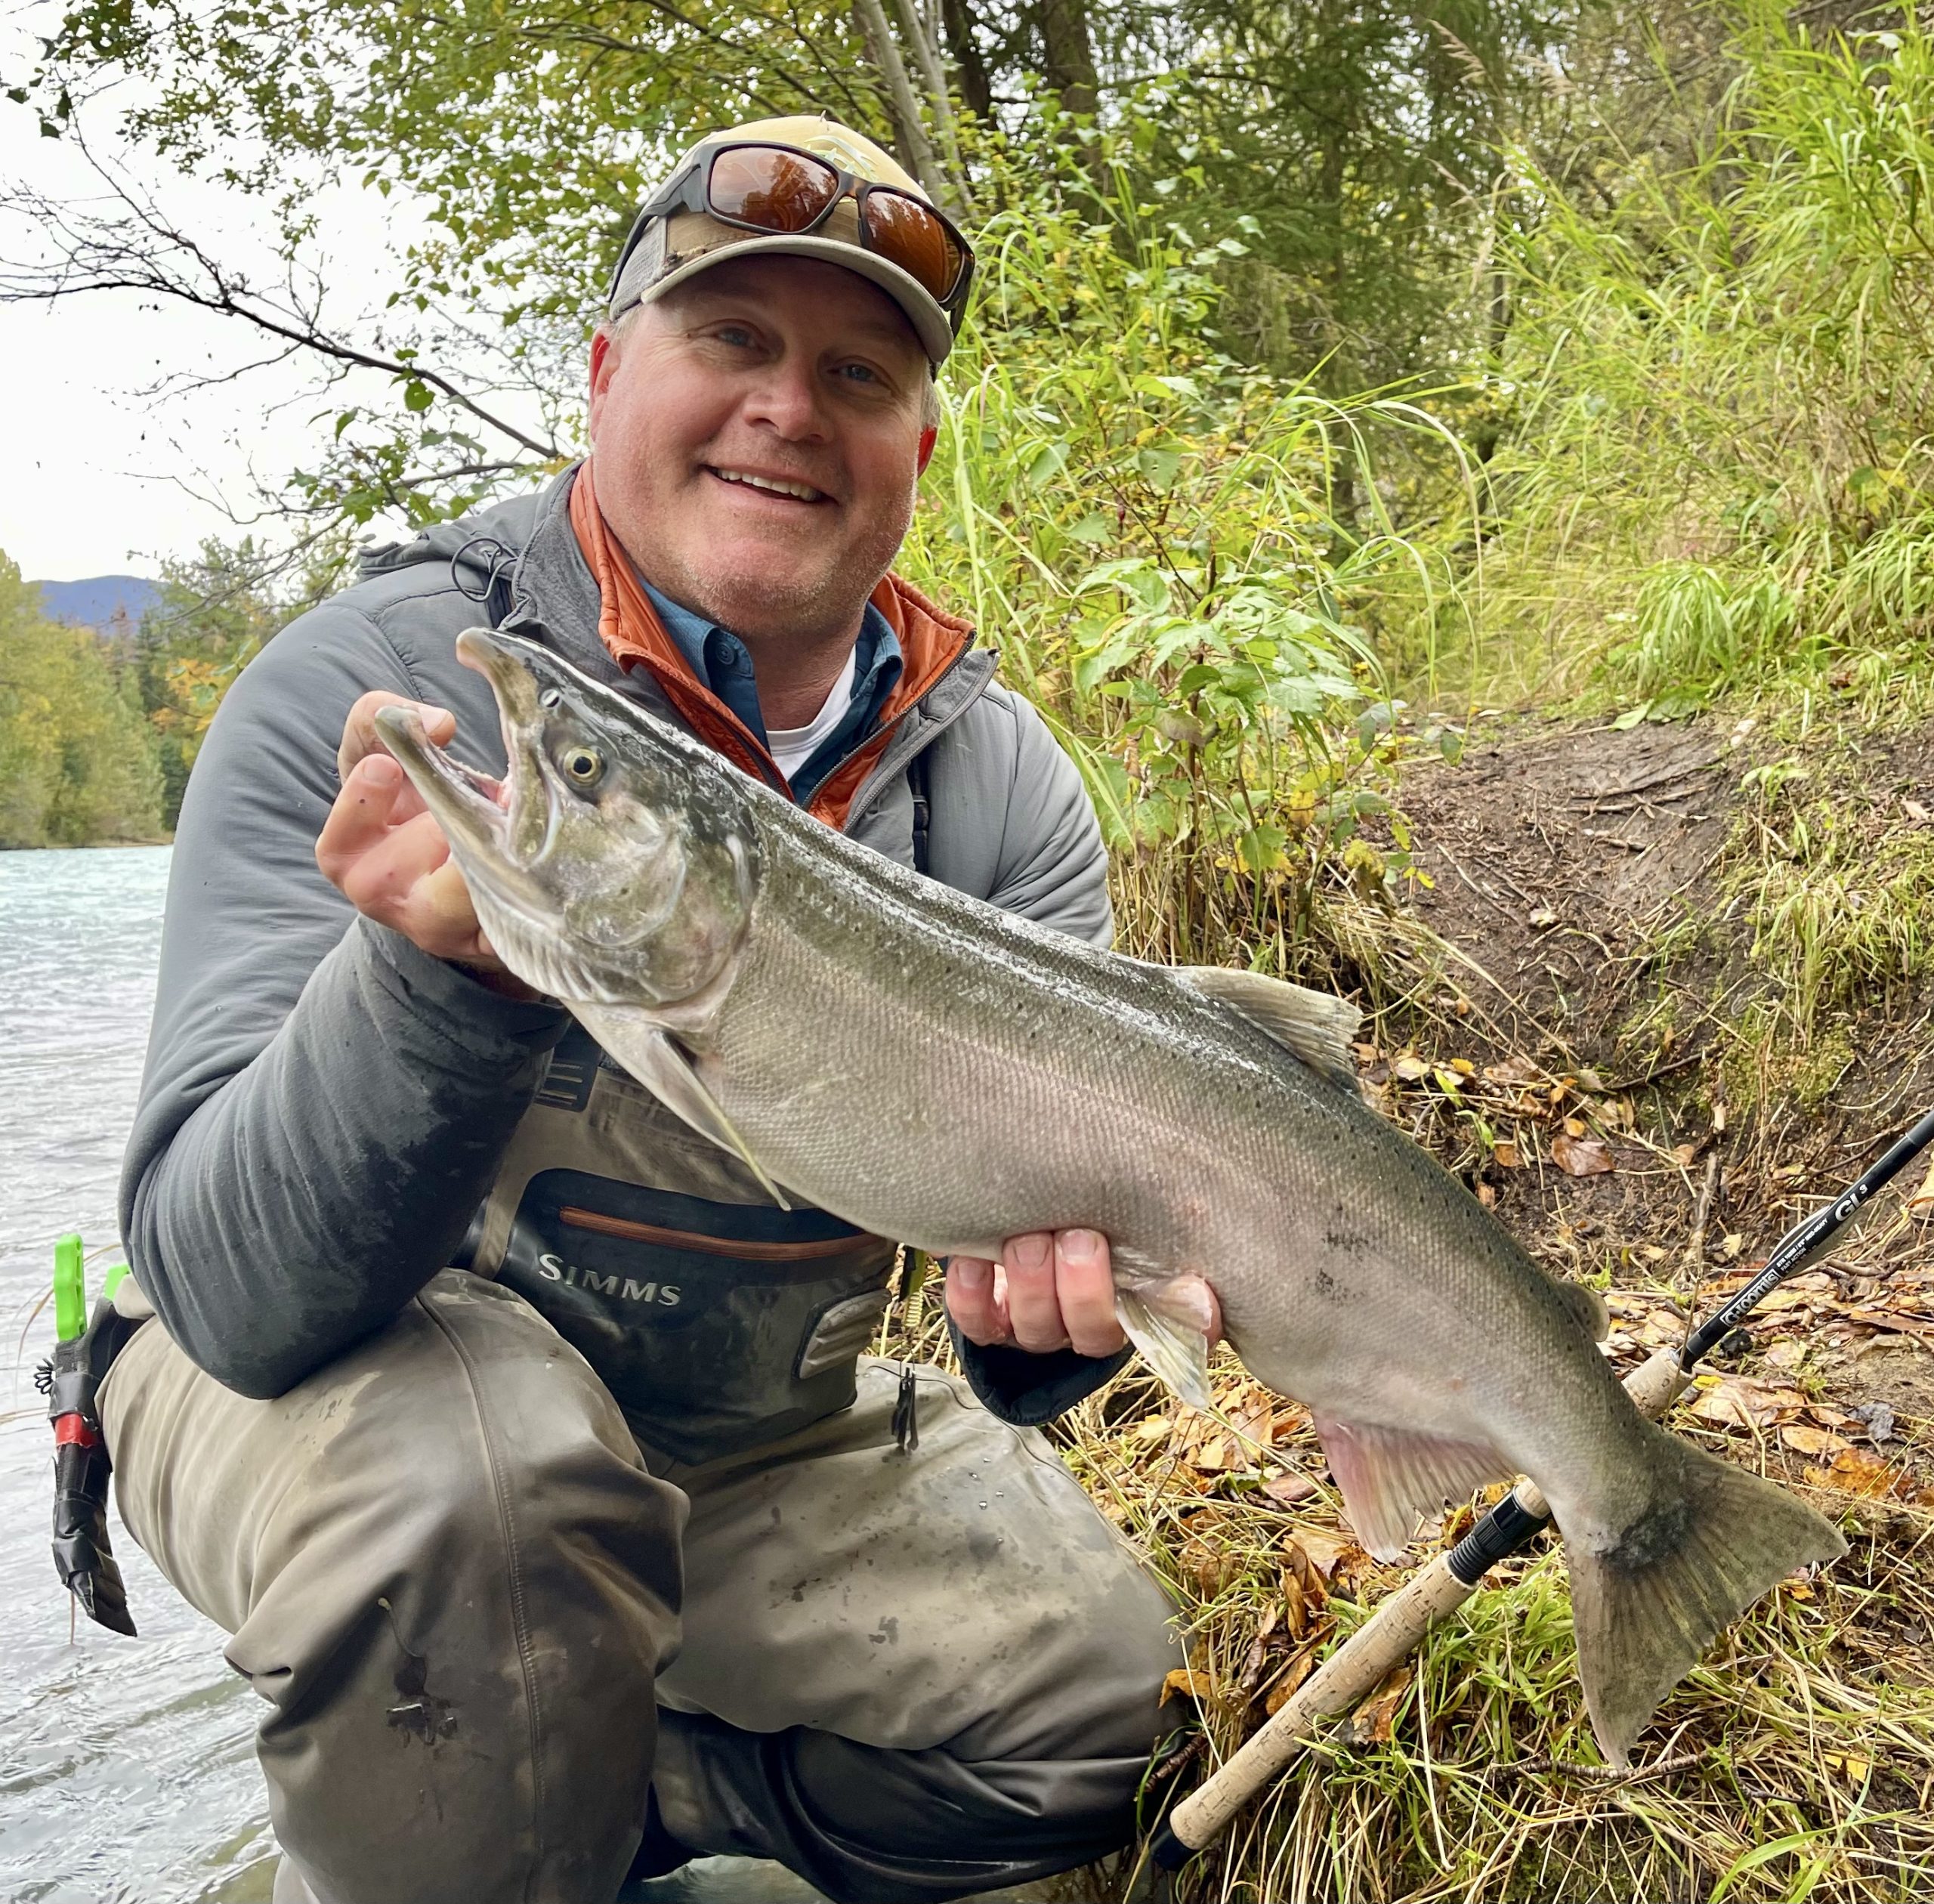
[
  {"x1": 5, "y1": 0, "x2": 1574, "y2": 536},
  {"x1": 0, "y1": 552, "x2": 165, "y2": 847}
]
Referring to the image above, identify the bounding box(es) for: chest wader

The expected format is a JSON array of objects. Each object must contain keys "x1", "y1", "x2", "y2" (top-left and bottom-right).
[
  {"x1": 454, "y1": 553, "x2": 927, "y2": 1462},
  {"x1": 455, "y1": 1022, "x2": 900, "y2": 1464}
]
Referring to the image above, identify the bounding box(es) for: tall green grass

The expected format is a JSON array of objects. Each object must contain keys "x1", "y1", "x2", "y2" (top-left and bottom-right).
[{"x1": 1453, "y1": 1, "x2": 1934, "y2": 714}]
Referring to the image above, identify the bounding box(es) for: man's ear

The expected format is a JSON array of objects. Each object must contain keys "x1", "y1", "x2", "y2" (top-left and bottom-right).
[
  {"x1": 587, "y1": 326, "x2": 618, "y2": 441},
  {"x1": 916, "y1": 425, "x2": 938, "y2": 476}
]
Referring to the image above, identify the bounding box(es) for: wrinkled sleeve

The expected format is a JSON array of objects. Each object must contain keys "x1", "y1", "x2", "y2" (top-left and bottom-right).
[
  {"x1": 947, "y1": 691, "x2": 1134, "y2": 1422},
  {"x1": 119, "y1": 601, "x2": 567, "y2": 1399}
]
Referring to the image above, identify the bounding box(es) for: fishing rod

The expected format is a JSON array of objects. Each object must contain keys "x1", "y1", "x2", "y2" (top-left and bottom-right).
[{"x1": 1135, "y1": 1103, "x2": 1934, "y2": 1887}]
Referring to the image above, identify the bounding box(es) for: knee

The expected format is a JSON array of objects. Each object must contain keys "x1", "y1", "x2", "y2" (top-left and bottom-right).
[{"x1": 231, "y1": 1277, "x2": 684, "y2": 1678}]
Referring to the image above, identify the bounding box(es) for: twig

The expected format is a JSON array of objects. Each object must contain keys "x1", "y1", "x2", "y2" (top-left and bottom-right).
[
  {"x1": 1512, "y1": 1750, "x2": 1704, "y2": 1785},
  {"x1": 1681, "y1": 1151, "x2": 1722, "y2": 1287}
]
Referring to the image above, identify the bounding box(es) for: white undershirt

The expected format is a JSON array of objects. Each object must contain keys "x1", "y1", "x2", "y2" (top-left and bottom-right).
[{"x1": 765, "y1": 645, "x2": 858, "y2": 782}]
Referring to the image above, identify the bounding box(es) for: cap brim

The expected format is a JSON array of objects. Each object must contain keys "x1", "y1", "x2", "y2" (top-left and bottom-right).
[{"x1": 634, "y1": 233, "x2": 953, "y2": 366}]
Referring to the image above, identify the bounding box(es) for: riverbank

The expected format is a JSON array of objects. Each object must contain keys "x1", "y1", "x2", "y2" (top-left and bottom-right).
[{"x1": 880, "y1": 703, "x2": 1934, "y2": 1902}]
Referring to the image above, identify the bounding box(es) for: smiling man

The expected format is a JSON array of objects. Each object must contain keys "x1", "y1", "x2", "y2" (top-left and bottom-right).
[{"x1": 99, "y1": 119, "x2": 1197, "y2": 1904}]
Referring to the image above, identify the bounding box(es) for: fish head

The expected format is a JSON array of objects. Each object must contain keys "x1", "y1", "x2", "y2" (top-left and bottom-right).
[{"x1": 375, "y1": 628, "x2": 761, "y2": 1010}]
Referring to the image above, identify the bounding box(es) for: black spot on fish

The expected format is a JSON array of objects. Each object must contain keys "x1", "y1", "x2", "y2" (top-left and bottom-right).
[{"x1": 1604, "y1": 1496, "x2": 1695, "y2": 1574}]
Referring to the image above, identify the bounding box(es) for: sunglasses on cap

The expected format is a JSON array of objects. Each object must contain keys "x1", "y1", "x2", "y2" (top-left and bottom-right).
[{"x1": 610, "y1": 141, "x2": 975, "y2": 319}]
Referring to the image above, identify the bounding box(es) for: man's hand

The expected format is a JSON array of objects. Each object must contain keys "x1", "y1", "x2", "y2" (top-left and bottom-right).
[
  {"x1": 315, "y1": 691, "x2": 526, "y2": 989},
  {"x1": 945, "y1": 1231, "x2": 1222, "y2": 1358}
]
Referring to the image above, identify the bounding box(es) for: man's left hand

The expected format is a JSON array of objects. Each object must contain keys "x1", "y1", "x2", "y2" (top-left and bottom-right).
[{"x1": 945, "y1": 1232, "x2": 1221, "y2": 1358}]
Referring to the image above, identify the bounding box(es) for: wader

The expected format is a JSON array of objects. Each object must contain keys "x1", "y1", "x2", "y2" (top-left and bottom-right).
[{"x1": 97, "y1": 1003, "x2": 1180, "y2": 1904}]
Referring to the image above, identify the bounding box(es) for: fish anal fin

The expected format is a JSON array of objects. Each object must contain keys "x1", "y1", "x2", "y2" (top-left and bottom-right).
[
  {"x1": 571, "y1": 1003, "x2": 792, "y2": 1211},
  {"x1": 1550, "y1": 1275, "x2": 1611, "y2": 1342},
  {"x1": 1117, "y1": 1284, "x2": 1213, "y2": 1411},
  {"x1": 1312, "y1": 1414, "x2": 1517, "y2": 1562},
  {"x1": 1182, "y1": 967, "x2": 1361, "y2": 1088}
]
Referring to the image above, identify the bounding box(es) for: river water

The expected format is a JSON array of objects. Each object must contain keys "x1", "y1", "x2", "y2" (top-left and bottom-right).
[{"x1": 0, "y1": 849, "x2": 273, "y2": 1903}]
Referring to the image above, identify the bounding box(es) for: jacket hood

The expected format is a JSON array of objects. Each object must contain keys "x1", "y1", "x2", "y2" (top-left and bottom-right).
[{"x1": 355, "y1": 483, "x2": 556, "y2": 583}]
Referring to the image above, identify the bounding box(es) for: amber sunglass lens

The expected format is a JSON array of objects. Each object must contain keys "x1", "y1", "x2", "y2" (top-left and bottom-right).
[
  {"x1": 708, "y1": 147, "x2": 839, "y2": 233},
  {"x1": 862, "y1": 189, "x2": 963, "y2": 299}
]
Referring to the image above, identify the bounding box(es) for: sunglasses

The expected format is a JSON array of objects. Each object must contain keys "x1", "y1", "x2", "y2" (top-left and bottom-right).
[{"x1": 612, "y1": 141, "x2": 975, "y2": 319}]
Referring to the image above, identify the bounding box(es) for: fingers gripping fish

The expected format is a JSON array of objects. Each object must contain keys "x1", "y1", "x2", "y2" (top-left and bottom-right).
[{"x1": 378, "y1": 629, "x2": 1845, "y2": 1767}]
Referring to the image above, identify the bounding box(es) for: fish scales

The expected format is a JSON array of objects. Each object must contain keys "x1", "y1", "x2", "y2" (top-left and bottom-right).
[
  {"x1": 719, "y1": 795, "x2": 1604, "y2": 1445},
  {"x1": 379, "y1": 628, "x2": 1846, "y2": 1768}
]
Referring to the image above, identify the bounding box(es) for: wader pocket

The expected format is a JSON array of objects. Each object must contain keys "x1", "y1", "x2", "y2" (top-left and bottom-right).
[{"x1": 498, "y1": 1169, "x2": 896, "y2": 1463}]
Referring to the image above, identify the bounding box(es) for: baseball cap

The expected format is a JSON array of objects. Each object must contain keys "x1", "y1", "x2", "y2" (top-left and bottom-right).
[{"x1": 605, "y1": 116, "x2": 969, "y2": 365}]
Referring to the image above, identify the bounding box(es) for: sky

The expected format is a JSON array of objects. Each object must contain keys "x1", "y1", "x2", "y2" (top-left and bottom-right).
[{"x1": 0, "y1": 11, "x2": 477, "y2": 584}]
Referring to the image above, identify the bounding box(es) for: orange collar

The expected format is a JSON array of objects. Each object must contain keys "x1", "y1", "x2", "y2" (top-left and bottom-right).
[{"x1": 567, "y1": 459, "x2": 972, "y2": 830}]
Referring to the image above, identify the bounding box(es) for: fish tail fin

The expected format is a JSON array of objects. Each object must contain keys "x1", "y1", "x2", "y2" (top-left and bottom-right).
[{"x1": 1567, "y1": 1421, "x2": 1846, "y2": 1766}]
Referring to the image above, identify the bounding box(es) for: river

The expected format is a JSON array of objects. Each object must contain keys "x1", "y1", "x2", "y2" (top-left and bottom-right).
[{"x1": 0, "y1": 848, "x2": 273, "y2": 1903}]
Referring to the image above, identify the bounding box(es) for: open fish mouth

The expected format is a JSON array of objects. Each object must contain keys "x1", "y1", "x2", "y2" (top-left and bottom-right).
[
  {"x1": 372, "y1": 700, "x2": 514, "y2": 850},
  {"x1": 373, "y1": 629, "x2": 552, "y2": 865}
]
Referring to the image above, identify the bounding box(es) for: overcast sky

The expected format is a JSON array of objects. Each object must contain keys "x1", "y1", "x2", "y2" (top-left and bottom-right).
[{"x1": 0, "y1": 9, "x2": 481, "y2": 584}]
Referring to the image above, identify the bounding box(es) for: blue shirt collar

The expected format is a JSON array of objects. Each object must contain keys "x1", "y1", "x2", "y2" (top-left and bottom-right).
[{"x1": 640, "y1": 578, "x2": 902, "y2": 801}]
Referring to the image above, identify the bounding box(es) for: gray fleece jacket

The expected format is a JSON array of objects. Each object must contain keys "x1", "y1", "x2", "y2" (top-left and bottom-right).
[{"x1": 119, "y1": 466, "x2": 1130, "y2": 1439}]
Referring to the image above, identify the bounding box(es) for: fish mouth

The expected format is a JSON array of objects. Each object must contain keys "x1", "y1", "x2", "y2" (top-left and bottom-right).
[
  {"x1": 372, "y1": 628, "x2": 550, "y2": 866},
  {"x1": 371, "y1": 703, "x2": 512, "y2": 853}
]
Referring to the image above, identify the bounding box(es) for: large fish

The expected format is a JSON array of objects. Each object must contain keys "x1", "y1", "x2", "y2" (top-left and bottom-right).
[{"x1": 379, "y1": 628, "x2": 1844, "y2": 1765}]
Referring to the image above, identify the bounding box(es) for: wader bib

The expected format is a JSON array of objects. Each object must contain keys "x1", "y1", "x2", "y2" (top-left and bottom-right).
[
  {"x1": 456, "y1": 1021, "x2": 897, "y2": 1463},
  {"x1": 441, "y1": 550, "x2": 932, "y2": 1464}
]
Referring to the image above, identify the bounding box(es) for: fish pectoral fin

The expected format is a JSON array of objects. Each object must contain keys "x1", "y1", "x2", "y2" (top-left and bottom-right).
[
  {"x1": 1179, "y1": 967, "x2": 1361, "y2": 1089},
  {"x1": 1116, "y1": 1284, "x2": 1214, "y2": 1411},
  {"x1": 571, "y1": 1004, "x2": 792, "y2": 1212},
  {"x1": 1311, "y1": 1414, "x2": 1517, "y2": 1563}
]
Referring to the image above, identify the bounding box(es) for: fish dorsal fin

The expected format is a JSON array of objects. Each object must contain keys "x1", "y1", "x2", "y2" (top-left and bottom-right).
[
  {"x1": 1550, "y1": 1276, "x2": 1610, "y2": 1343},
  {"x1": 1182, "y1": 967, "x2": 1361, "y2": 1087}
]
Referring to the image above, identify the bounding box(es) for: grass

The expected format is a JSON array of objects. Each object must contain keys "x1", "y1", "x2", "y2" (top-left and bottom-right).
[{"x1": 873, "y1": 1273, "x2": 1934, "y2": 1904}]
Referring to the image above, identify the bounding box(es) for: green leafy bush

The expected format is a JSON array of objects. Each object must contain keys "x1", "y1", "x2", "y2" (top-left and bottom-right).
[{"x1": 900, "y1": 142, "x2": 1458, "y2": 971}]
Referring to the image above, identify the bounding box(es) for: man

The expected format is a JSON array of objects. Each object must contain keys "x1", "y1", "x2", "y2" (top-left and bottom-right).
[{"x1": 102, "y1": 118, "x2": 1207, "y2": 1904}]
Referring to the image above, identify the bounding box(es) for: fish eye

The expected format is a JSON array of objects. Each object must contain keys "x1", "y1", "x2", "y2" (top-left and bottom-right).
[
  {"x1": 561, "y1": 746, "x2": 604, "y2": 787},
  {"x1": 539, "y1": 688, "x2": 563, "y2": 711}
]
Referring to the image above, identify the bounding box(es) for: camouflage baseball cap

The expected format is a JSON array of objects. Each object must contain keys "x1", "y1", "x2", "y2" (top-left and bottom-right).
[{"x1": 606, "y1": 116, "x2": 970, "y2": 365}]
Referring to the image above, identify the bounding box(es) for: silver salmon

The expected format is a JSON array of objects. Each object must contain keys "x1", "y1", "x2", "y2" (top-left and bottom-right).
[{"x1": 379, "y1": 628, "x2": 1845, "y2": 1765}]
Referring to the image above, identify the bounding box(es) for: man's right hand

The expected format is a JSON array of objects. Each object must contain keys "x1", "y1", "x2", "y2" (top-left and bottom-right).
[{"x1": 316, "y1": 691, "x2": 527, "y2": 988}]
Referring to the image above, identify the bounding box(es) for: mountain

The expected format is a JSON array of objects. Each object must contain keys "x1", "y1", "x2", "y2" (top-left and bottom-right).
[{"x1": 34, "y1": 575, "x2": 163, "y2": 631}]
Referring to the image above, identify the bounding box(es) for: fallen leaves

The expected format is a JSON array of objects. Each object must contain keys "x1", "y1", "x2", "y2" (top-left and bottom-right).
[
  {"x1": 1261, "y1": 1471, "x2": 1319, "y2": 1507},
  {"x1": 1162, "y1": 1668, "x2": 1216, "y2": 1705},
  {"x1": 1908, "y1": 1154, "x2": 1934, "y2": 1219},
  {"x1": 1552, "y1": 1131, "x2": 1616, "y2": 1176},
  {"x1": 1345, "y1": 1666, "x2": 1413, "y2": 1745},
  {"x1": 1806, "y1": 1446, "x2": 1934, "y2": 1506}
]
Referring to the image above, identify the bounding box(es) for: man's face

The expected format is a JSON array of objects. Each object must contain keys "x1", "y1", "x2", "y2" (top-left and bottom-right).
[{"x1": 587, "y1": 255, "x2": 935, "y2": 647}]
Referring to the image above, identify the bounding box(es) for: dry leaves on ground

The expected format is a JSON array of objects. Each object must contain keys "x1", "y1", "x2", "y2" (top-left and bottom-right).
[
  {"x1": 1552, "y1": 1131, "x2": 1616, "y2": 1176},
  {"x1": 1345, "y1": 1666, "x2": 1413, "y2": 1745}
]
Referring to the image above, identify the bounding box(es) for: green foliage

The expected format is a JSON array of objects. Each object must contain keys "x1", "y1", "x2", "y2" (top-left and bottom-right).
[
  {"x1": 0, "y1": 555, "x2": 163, "y2": 848},
  {"x1": 29, "y1": 0, "x2": 1568, "y2": 525},
  {"x1": 897, "y1": 144, "x2": 1459, "y2": 972},
  {"x1": 1466, "y1": 1, "x2": 1934, "y2": 709},
  {"x1": 135, "y1": 537, "x2": 326, "y2": 827}
]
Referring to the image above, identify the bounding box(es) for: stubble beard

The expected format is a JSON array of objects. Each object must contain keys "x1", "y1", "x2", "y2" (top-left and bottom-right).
[{"x1": 651, "y1": 491, "x2": 916, "y2": 651}]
